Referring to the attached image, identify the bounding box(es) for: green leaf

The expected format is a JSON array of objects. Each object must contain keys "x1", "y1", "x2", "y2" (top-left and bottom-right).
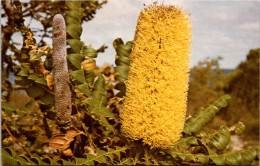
[
  {"x1": 77, "y1": 83, "x2": 91, "y2": 97},
  {"x1": 210, "y1": 126, "x2": 230, "y2": 151},
  {"x1": 183, "y1": 94, "x2": 231, "y2": 135},
  {"x1": 83, "y1": 46, "x2": 97, "y2": 58},
  {"x1": 67, "y1": 39, "x2": 82, "y2": 53},
  {"x1": 40, "y1": 92, "x2": 55, "y2": 105},
  {"x1": 195, "y1": 153, "x2": 209, "y2": 165},
  {"x1": 76, "y1": 147, "x2": 127, "y2": 165},
  {"x1": 25, "y1": 84, "x2": 45, "y2": 97},
  {"x1": 65, "y1": 14, "x2": 80, "y2": 24},
  {"x1": 116, "y1": 44, "x2": 132, "y2": 58},
  {"x1": 65, "y1": 1, "x2": 81, "y2": 10},
  {"x1": 114, "y1": 66, "x2": 130, "y2": 82},
  {"x1": 67, "y1": 24, "x2": 82, "y2": 39},
  {"x1": 15, "y1": 76, "x2": 33, "y2": 86},
  {"x1": 99, "y1": 117, "x2": 115, "y2": 133},
  {"x1": 241, "y1": 149, "x2": 256, "y2": 163},
  {"x1": 172, "y1": 136, "x2": 198, "y2": 149},
  {"x1": 235, "y1": 122, "x2": 246, "y2": 135},
  {"x1": 44, "y1": 57, "x2": 52, "y2": 70},
  {"x1": 29, "y1": 51, "x2": 44, "y2": 62},
  {"x1": 224, "y1": 153, "x2": 242, "y2": 165},
  {"x1": 209, "y1": 154, "x2": 225, "y2": 165},
  {"x1": 17, "y1": 68, "x2": 29, "y2": 76},
  {"x1": 28, "y1": 74, "x2": 47, "y2": 85},
  {"x1": 70, "y1": 69, "x2": 85, "y2": 84},
  {"x1": 97, "y1": 45, "x2": 108, "y2": 53},
  {"x1": 67, "y1": 53, "x2": 83, "y2": 69},
  {"x1": 65, "y1": 10, "x2": 83, "y2": 23},
  {"x1": 114, "y1": 41, "x2": 132, "y2": 83},
  {"x1": 2, "y1": 102, "x2": 16, "y2": 112},
  {"x1": 31, "y1": 153, "x2": 49, "y2": 165},
  {"x1": 84, "y1": 69, "x2": 95, "y2": 84},
  {"x1": 114, "y1": 81, "x2": 126, "y2": 97},
  {"x1": 35, "y1": 77, "x2": 47, "y2": 85},
  {"x1": 57, "y1": 159, "x2": 75, "y2": 165},
  {"x1": 113, "y1": 38, "x2": 124, "y2": 49},
  {"x1": 42, "y1": 157, "x2": 59, "y2": 165},
  {"x1": 28, "y1": 74, "x2": 39, "y2": 81},
  {"x1": 2, "y1": 149, "x2": 18, "y2": 165}
]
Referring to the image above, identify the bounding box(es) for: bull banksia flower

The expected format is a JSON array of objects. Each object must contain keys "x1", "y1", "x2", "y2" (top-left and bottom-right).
[{"x1": 120, "y1": 5, "x2": 192, "y2": 148}]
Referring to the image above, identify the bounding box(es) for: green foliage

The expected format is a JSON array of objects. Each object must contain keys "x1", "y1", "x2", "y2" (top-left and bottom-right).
[
  {"x1": 222, "y1": 49, "x2": 259, "y2": 137},
  {"x1": 183, "y1": 94, "x2": 231, "y2": 135},
  {"x1": 113, "y1": 38, "x2": 133, "y2": 97},
  {"x1": 210, "y1": 126, "x2": 230, "y2": 150}
]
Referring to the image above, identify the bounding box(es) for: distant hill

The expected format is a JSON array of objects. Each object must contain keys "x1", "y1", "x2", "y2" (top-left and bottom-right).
[{"x1": 223, "y1": 69, "x2": 233, "y2": 75}]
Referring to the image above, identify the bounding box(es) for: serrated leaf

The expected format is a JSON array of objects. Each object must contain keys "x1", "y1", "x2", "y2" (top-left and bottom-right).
[
  {"x1": 114, "y1": 66, "x2": 130, "y2": 82},
  {"x1": 42, "y1": 157, "x2": 59, "y2": 165},
  {"x1": 2, "y1": 149, "x2": 18, "y2": 165},
  {"x1": 28, "y1": 74, "x2": 39, "y2": 81},
  {"x1": 235, "y1": 122, "x2": 246, "y2": 135},
  {"x1": 77, "y1": 147, "x2": 126, "y2": 165},
  {"x1": 241, "y1": 149, "x2": 256, "y2": 163},
  {"x1": 114, "y1": 82, "x2": 126, "y2": 97},
  {"x1": 17, "y1": 68, "x2": 29, "y2": 76},
  {"x1": 113, "y1": 38, "x2": 124, "y2": 49},
  {"x1": 35, "y1": 77, "x2": 47, "y2": 85},
  {"x1": 67, "y1": 24, "x2": 82, "y2": 39},
  {"x1": 84, "y1": 69, "x2": 95, "y2": 84},
  {"x1": 31, "y1": 153, "x2": 49, "y2": 165},
  {"x1": 15, "y1": 76, "x2": 33, "y2": 86},
  {"x1": 209, "y1": 154, "x2": 225, "y2": 165},
  {"x1": 195, "y1": 153, "x2": 209, "y2": 164},
  {"x1": 58, "y1": 159, "x2": 75, "y2": 165},
  {"x1": 183, "y1": 94, "x2": 231, "y2": 135},
  {"x1": 224, "y1": 153, "x2": 242, "y2": 165},
  {"x1": 83, "y1": 46, "x2": 97, "y2": 58},
  {"x1": 65, "y1": 1, "x2": 81, "y2": 10},
  {"x1": 67, "y1": 53, "x2": 83, "y2": 69},
  {"x1": 65, "y1": 15, "x2": 80, "y2": 25},
  {"x1": 210, "y1": 126, "x2": 230, "y2": 151},
  {"x1": 77, "y1": 83, "x2": 91, "y2": 96},
  {"x1": 65, "y1": 10, "x2": 83, "y2": 23},
  {"x1": 70, "y1": 69, "x2": 85, "y2": 84},
  {"x1": 74, "y1": 157, "x2": 94, "y2": 165},
  {"x1": 116, "y1": 44, "x2": 132, "y2": 58},
  {"x1": 67, "y1": 39, "x2": 82, "y2": 53},
  {"x1": 172, "y1": 136, "x2": 198, "y2": 149},
  {"x1": 29, "y1": 51, "x2": 44, "y2": 62}
]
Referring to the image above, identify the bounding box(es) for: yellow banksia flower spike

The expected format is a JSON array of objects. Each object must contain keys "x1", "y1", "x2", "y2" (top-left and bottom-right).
[{"x1": 120, "y1": 4, "x2": 192, "y2": 148}]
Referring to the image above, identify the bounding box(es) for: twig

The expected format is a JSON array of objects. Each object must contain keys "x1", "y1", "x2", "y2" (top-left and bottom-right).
[
  {"x1": 43, "y1": 114, "x2": 52, "y2": 139},
  {"x1": 3, "y1": 123, "x2": 32, "y2": 157}
]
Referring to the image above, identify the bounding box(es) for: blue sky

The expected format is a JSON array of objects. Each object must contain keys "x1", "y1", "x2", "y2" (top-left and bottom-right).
[
  {"x1": 4, "y1": 0, "x2": 259, "y2": 69},
  {"x1": 81, "y1": 0, "x2": 259, "y2": 69}
]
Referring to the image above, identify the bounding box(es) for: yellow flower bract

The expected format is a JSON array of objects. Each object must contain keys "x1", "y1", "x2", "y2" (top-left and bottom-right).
[{"x1": 120, "y1": 5, "x2": 192, "y2": 148}]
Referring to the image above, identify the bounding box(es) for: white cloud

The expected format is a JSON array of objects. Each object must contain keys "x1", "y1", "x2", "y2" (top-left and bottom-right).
[{"x1": 238, "y1": 22, "x2": 259, "y2": 31}]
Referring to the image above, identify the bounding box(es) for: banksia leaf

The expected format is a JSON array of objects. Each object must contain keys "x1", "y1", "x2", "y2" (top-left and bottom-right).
[
  {"x1": 210, "y1": 126, "x2": 230, "y2": 151},
  {"x1": 120, "y1": 4, "x2": 191, "y2": 148},
  {"x1": 53, "y1": 14, "x2": 72, "y2": 129},
  {"x1": 183, "y1": 94, "x2": 231, "y2": 135},
  {"x1": 234, "y1": 122, "x2": 246, "y2": 135}
]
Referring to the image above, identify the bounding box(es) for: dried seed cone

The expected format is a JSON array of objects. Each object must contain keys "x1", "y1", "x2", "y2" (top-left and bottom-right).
[
  {"x1": 53, "y1": 14, "x2": 72, "y2": 129},
  {"x1": 120, "y1": 5, "x2": 192, "y2": 148}
]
